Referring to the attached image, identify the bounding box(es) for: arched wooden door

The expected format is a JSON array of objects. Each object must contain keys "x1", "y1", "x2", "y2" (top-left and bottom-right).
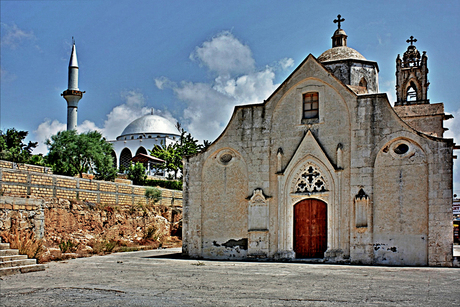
[{"x1": 294, "y1": 199, "x2": 327, "y2": 258}]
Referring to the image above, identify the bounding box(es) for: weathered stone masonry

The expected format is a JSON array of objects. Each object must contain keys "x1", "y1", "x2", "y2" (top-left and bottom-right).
[
  {"x1": 0, "y1": 162, "x2": 183, "y2": 249},
  {"x1": 0, "y1": 161, "x2": 182, "y2": 208}
]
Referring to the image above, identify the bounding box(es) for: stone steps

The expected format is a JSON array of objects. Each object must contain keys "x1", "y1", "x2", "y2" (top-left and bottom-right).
[
  {"x1": 0, "y1": 254, "x2": 28, "y2": 262},
  {"x1": 0, "y1": 258, "x2": 37, "y2": 268},
  {"x1": 0, "y1": 242, "x2": 11, "y2": 250},
  {"x1": 0, "y1": 249, "x2": 20, "y2": 256},
  {"x1": 0, "y1": 264, "x2": 46, "y2": 276},
  {"x1": 0, "y1": 241, "x2": 45, "y2": 276}
]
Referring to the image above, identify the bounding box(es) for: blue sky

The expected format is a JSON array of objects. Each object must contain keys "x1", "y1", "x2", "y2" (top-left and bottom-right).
[{"x1": 2, "y1": 0, "x2": 460, "y2": 189}]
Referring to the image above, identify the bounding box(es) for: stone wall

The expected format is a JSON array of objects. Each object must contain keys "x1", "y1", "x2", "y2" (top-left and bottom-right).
[
  {"x1": 0, "y1": 160, "x2": 53, "y2": 174},
  {"x1": 0, "y1": 163, "x2": 183, "y2": 208},
  {"x1": 0, "y1": 195, "x2": 182, "y2": 254},
  {"x1": 0, "y1": 162, "x2": 183, "y2": 255}
]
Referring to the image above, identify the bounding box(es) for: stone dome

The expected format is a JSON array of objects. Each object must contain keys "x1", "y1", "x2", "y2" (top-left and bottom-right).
[
  {"x1": 119, "y1": 114, "x2": 179, "y2": 137},
  {"x1": 333, "y1": 28, "x2": 347, "y2": 36},
  {"x1": 317, "y1": 46, "x2": 366, "y2": 62}
]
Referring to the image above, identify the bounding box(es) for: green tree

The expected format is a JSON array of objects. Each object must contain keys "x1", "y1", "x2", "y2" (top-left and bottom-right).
[
  {"x1": 127, "y1": 162, "x2": 147, "y2": 185},
  {"x1": 150, "y1": 143, "x2": 182, "y2": 179},
  {"x1": 45, "y1": 130, "x2": 117, "y2": 180},
  {"x1": 149, "y1": 123, "x2": 208, "y2": 179},
  {"x1": 0, "y1": 128, "x2": 38, "y2": 163}
]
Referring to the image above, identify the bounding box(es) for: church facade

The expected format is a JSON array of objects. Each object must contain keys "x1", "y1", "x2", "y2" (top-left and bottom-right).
[{"x1": 182, "y1": 18, "x2": 454, "y2": 266}]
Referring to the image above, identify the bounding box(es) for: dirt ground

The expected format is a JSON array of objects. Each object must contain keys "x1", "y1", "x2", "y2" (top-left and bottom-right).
[{"x1": 1, "y1": 248, "x2": 459, "y2": 306}]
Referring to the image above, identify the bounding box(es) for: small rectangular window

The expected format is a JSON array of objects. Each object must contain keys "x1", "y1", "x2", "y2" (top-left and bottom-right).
[{"x1": 303, "y1": 92, "x2": 319, "y2": 119}]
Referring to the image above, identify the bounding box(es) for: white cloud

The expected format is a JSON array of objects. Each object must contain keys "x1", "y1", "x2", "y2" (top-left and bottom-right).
[
  {"x1": 154, "y1": 76, "x2": 176, "y2": 90},
  {"x1": 157, "y1": 31, "x2": 293, "y2": 141},
  {"x1": 101, "y1": 90, "x2": 151, "y2": 140},
  {"x1": 190, "y1": 31, "x2": 255, "y2": 76},
  {"x1": 33, "y1": 119, "x2": 66, "y2": 154},
  {"x1": 279, "y1": 57, "x2": 294, "y2": 70},
  {"x1": 33, "y1": 90, "x2": 177, "y2": 154},
  {"x1": 1, "y1": 23, "x2": 36, "y2": 49}
]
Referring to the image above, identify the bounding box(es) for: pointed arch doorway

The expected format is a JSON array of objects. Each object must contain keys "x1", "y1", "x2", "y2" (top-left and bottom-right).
[{"x1": 294, "y1": 199, "x2": 327, "y2": 258}]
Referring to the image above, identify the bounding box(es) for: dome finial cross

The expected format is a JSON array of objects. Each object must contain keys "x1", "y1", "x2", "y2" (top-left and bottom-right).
[
  {"x1": 334, "y1": 14, "x2": 345, "y2": 29},
  {"x1": 406, "y1": 36, "x2": 417, "y2": 46}
]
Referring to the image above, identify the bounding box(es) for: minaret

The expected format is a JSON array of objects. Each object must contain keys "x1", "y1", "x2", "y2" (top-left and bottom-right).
[{"x1": 61, "y1": 39, "x2": 84, "y2": 131}]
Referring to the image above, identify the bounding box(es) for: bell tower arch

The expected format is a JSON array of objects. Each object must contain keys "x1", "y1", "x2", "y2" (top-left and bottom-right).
[
  {"x1": 395, "y1": 36, "x2": 429, "y2": 105},
  {"x1": 393, "y1": 37, "x2": 452, "y2": 137}
]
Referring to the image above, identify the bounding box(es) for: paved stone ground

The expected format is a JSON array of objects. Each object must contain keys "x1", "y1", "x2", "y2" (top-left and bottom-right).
[{"x1": 1, "y1": 248, "x2": 459, "y2": 306}]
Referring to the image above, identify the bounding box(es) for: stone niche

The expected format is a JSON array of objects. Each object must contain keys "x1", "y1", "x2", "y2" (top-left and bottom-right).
[{"x1": 247, "y1": 189, "x2": 269, "y2": 257}]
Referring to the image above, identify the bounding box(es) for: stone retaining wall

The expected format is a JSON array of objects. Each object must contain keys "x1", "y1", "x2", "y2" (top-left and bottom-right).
[
  {"x1": 0, "y1": 196, "x2": 182, "y2": 254},
  {"x1": 0, "y1": 160, "x2": 53, "y2": 174},
  {"x1": 0, "y1": 165, "x2": 182, "y2": 208}
]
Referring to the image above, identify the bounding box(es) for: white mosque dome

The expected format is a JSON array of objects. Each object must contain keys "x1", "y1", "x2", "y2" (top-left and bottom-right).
[{"x1": 118, "y1": 114, "x2": 179, "y2": 139}]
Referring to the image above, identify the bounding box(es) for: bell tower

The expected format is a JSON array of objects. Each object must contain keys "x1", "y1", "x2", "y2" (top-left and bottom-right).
[
  {"x1": 395, "y1": 36, "x2": 429, "y2": 105},
  {"x1": 394, "y1": 37, "x2": 452, "y2": 137}
]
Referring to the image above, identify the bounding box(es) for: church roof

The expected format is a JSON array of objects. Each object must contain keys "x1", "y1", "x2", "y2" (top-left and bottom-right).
[
  {"x1": 119, "y1": 114, "x2": 179, "y2": 137},
  {"x1": 317, "y1": 46, "x2": 367, "y2": 62}
]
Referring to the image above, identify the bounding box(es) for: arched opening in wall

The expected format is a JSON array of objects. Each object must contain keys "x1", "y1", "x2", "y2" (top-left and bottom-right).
[
  {"x1": 120, "y1": 148, "x2": 132, "y2": 171},
  {"x1": 406, "y1": 81, "x2": 417, "y2": 102},
  {"x1": 293, "y1": 198, "x2": 327, "y2": 258},
  {"x1": 111, "y1": 150, "x2": 117, "y2": 169},
  {"x1": 135, "y1": 147, "x2": 149, "y2": 169},
  {"x1": 136, "y1": 147, "x2": 147, "y2": 156},
  {"x1": 359, "y1": 77, "x2": 368, "y2": 93}
]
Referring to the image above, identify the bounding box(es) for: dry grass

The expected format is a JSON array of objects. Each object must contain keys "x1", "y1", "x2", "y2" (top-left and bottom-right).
[{"x1": 0, "y1": 230, "x2": 44, "y2": 263}]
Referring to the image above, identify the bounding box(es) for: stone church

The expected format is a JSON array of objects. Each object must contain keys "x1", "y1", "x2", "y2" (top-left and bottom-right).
[{"x1": 182, "y1": 17, "x2": 455, "y2": 266}]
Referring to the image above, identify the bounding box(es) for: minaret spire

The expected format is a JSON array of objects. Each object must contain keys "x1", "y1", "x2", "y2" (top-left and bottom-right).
[{"x1": 61, "y1": 38, "x2": 84, "y2": 131}]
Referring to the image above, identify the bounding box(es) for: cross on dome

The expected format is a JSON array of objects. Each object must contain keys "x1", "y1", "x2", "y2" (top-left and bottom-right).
[
  {"x1": 406, "y1": 36, "x2": 417, "y2": 46},
  {"x1": 334, "y1": 14, "x2": 345, "y2": 29}
]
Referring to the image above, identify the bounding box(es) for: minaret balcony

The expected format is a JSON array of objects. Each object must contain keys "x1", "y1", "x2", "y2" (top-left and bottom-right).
[{"x1": 61, "y1": 90, "x2": 84, "y2": 97}]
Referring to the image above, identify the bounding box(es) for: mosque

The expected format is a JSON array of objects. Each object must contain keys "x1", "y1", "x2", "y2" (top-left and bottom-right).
[
  {"x1": 109, "y1": 113, "x2": 180, "y2": 175},
  {"x1": 62, "y1": 42, "x2": 179, "y2": 176}
]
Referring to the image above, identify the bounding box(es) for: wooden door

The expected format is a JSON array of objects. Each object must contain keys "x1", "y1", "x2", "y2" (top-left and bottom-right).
[{"x1": 294, "y1": 199, "x2": 327, "y2": 258}]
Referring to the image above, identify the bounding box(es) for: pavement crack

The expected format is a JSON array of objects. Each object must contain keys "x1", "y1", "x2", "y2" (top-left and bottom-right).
[
  {"x1": 278, "y1": 298, "x2": 348, "y2": 303},
  {"x1": 3, "y1": 286, "x2": 126, "y2": 297},
  {"x1": 70, "y1": 287, "x2": 126, "y2": 293}
]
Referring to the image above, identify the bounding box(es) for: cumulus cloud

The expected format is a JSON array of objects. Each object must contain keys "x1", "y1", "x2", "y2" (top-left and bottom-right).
[
  {"x1": 1, "y1": 23, "x2": 36, "y2": 49},
  {"x1": 154, "y1": 76, "x2": 176, "y2": 90},
  {"x1": 33, "y1": 90, "x2": 177, "y2": 154},
  {"x1": 190, "y1": 31, "x2": 255, "y2": 76},
  {"x1": 33, "y1": 120, "x2": 66, "y2": 154},
  {"x1": 278, "y1": 57, "x2": 295, "y2": 70},
  {"x1": 157, "y1": 31, "x2": 294, "y2": 141}
]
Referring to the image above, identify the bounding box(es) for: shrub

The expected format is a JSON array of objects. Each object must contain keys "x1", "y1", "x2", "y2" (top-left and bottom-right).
[
  {"x1": 58, "y1": 239, "x2": 79, "y2": 253},
  {"x1": 145, "y1": 179, "x2": 182, "y2": 190},
  {"x1": 145, "y1": 187, "x2": 162, "y2": 204},
  {"x1": 104, "y1": 240, "x2": 117, "y2": 253},
  {"x1": 88, "y1": 239, "x2": 118, "y2": 254},
  {"x1": 143, "y1": 225, "x2": 157, "y2": 240},
  {"x1": 127, "y1": 162, "x2": 147, "y2": 185}
]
